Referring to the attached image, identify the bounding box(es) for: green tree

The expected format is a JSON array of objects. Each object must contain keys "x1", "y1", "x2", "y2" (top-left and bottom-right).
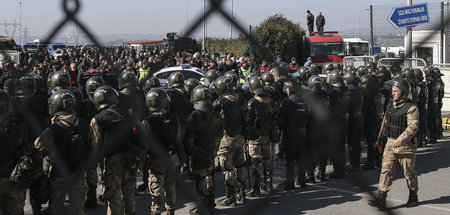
[{"x1": 253, "y1": 14, "x2": 306, "y2": 65}]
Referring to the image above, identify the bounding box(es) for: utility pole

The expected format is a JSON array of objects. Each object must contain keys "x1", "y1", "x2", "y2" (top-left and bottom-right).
[
  {"x1": 358, "y1": 0, "x2": 360, "y2": 38},
  {"x1": 22, "y1": 25, "x2": 29, "y2": 44},
  {"x1": 186, "y1": 0, "x2": 189, "y2": 34},
  {"x1": 405, "y1": 0, "x2": 413, "y2": 61},
  {"x1": 230, "y1": 0, "x2": 234, "y2": 40},
  {"x1": 202, "y1": 0, "x2": 206, "y2": 51},
  {"x1": 19, "y1": 2, "x2": 22, "y2": 45}
]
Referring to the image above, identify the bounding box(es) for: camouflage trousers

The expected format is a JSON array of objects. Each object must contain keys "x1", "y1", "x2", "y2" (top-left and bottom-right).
[
  {"x1": 49, "y1": 176, "x2": 87, "y2": 215},
  {"x1": 193, "y1": 160, "x2": 215, "y2": 207},
  {"x1": 103, "y1": 155, "x2": 137, "y2": 215},
  {"x1": 378, "y1": 145, "x2": 418, "y2": 193},
  {"x1": 217, "y1": 133, "x2": 246, "y2": 197},
  {"x1": 248, "y1": 136, "x2": 272, "y2": 189},
  {"x1": 0, "y1": 178, "x2": 26, "y2": 215},
  {"x1": 148, "y1": 166, "x2": 177, "y2": 214}
]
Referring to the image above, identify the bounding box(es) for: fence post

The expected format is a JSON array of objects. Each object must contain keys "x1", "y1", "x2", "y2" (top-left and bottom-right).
[
  {"x1": 370, "y1": 5, "x2": 374, "y2": 55},
  {"x1": 249, "y1": 25, "x2": 254, "y2": 70},
  {"x1": 441, "y1": 1, "x2": 445, "y2": 64}
]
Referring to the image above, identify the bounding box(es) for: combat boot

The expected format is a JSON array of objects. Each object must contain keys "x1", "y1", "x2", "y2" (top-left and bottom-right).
[
  {"x1": 237, "y1": 187, "x2": 247, "y2": 204},
  {"x1": 406, "y1": 190, "x2": 418, "y2": 207},
  {"x1": 216, "y1": 196, "x2": 236, "y2": 207},
  {"x1": 368, "y1": 191, "x2": 387, "y2": 210},
  {"x1": 166, "y1": 209, "x2": 175, "y2": 215},
  {"x1": 263, "y1": 182, "x2": 273, "y2": 194},
  {"x1": 248, "y1": 187, "x2": 261, "y2": 197}
]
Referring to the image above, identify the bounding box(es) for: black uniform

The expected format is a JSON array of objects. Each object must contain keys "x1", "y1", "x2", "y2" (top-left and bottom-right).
[
  {"x1": 426, "y1": 75, "x2": 438, "y2": 144},
  {"x1": 346, "y1": 83, "x2": 364, "y2": 171},
  {"x1": 278, "y1": 94, "x2": 308, "y2": 188}
]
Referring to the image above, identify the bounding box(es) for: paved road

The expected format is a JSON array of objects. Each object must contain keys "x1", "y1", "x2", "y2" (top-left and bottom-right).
[{"x1": 25, "y1": 133, "x2": 450, "y2": 215}]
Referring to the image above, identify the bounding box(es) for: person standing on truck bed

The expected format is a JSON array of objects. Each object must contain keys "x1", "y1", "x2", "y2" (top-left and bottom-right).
[
  {"x1": 316, "y1": 12, "x2": 325, "y2": 34},
  {"x1": 306, "y1": 10, "x2": 315, "y2": 35}
]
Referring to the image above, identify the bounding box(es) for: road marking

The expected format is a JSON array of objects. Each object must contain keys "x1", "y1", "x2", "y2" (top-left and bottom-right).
[{"x1": 311, "y1": 184, "x2": 450, "y2": 212}]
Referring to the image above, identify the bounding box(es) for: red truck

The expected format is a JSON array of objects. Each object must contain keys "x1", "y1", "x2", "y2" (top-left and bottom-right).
[{"x1": 303, "y1": 31, "x2": 345, "y2": 68}]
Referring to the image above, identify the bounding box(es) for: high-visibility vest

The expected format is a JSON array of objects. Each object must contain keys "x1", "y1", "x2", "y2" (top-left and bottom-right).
[
  {"x1": 138, "y1": 67, "x2": 151, "y2": 84},
  {"x1": 239, "y1": 66, "x2": 251, "y2": 83}
]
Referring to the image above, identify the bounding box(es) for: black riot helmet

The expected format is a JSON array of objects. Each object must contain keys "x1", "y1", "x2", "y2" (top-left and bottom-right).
[
  {"x1": 403, "y1": 68, "x2": 415, "y2": 80},
  {"x1": 248, "y1": 76, "x2": 266, "y2": 95},
  {"x1": 432, "y1": 67, "x2": 444, "y2": 77},
  {"x1": 0, "y1": 89, "x2": 9, "y2": 115},
  {"x1": 283, "y1": 78, "x2": 301, "y2": 95},
  {"x1": 330, "y1": 69, "x2": 344, "y2": 88},
  {"x1": 356, "y1": 66, "x2": 368, "y2": 78},
  {"x1": 271, "y1": 66, "x2": 288, "y2": 78},
  {"x1": 191, "y1": 85, "x2": 213, "y2": 112},
  {"x1": 392, "y1": 78, "x2": 411, "y2": 100},
  {"x1": 308, "y1": 75, "x2": 322, "y2": 89},
  {"x1": 377, "y1": 66, "x2": 391, "y2": 83},
  {"x1": 184, "y1": 78, "x2": 200, "y2": 95},
  {"x1": 413, "y1": 69, "x2": 424, "y2": 82},
  {"x1": 224, "y1": 71, "x2": 238, "y2": 86},
  {"x1": 50, "y1": 71, "x2": 71, "y2": 90},
  {"x1": 92, "y1": 85, "x2": 120, "y2": 111},
  {"x1": 143, "y1": 77, "x2": 161, "y2": 94},
  {"x1": 214, "y1": 76, "x2": 233, "y2": 96},
  {"x1": 344, "y1": 66, "x2": 355, "y2": 74},
  {"x1": 298, "y1": 67, "x2": 311, "y2": 80},
  {"x1": 145, "y1": 88, "x2": 170, "y2": 113},
  {"x1": 422, "y1": 66, "x2": 432, "y2": 77},
  {"x1": 16, "y1": 75, "x2": 36, "y2": 97},
  {"x1": 48, "y1": 89, "x2": 76, "y2": 116},
  {"x1": 117, "y1": 71, "x2": 137, "y2": 90},
  {"x1": 85, "y1": 76, "x2": 105, "y2": 99},
  {"x1": 261, "y1": 72, "x2": 275, "y2": 86},
  {"x1": 204, "y1": 69, "x2": 222, "y2": 85},
  {"x1": 360, "y1": 74, "x2": 376, "y2": 90},
  {"x1": 309, "y1": 66, "x2": 320, "y2": 75},
  {"x1": 344, "y1": 71, "x2": 357, "y2": 85},
  {"x1": 392, "y1": 72, "x2": 404, "y2": 79},
  {"x1": 168, "y1": 72, "x2": 185, "y2": 88},
  {"x1": 322, "y1": 63, "x2": 334, "y2": 73},
  {"x1": 389, "y1": 65, "x2": 401, "y2": 74}
]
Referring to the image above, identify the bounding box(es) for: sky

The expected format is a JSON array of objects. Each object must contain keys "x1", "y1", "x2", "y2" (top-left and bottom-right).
[{"x1": 0, "y1": 0, "x2": 446, "y2": 42}]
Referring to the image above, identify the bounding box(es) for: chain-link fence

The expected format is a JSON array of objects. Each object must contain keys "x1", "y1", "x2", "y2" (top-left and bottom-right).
[{"x1": 6, "y1": 0, "x2": 449, "y2": 214}]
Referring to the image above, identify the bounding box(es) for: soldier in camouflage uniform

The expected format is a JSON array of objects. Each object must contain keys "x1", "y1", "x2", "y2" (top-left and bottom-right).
[
  {"x1": 34, "y1": 89, "x2": 90, "y2": 215},
  {"x1": 185, "y1": 85, "x2": 220, "y2": 215},
  {"x1": 246, "y1": 76, "x2": 275, "y2": 196},
  {"x1": 90, "y1": 85, "x2": 144, "y2": 215},
  {"x1": 214, "y1": 76, "x2": 247, "y2": 206},
  {"x1": 0, "y1": 89, "x2": 31, "y2": 215},
  {"x1": 369, "y1": 78, "x2": 419, "y2": 210},
  {"x1": 142, "y1": 88, "x2": 183, "y2": 215}
]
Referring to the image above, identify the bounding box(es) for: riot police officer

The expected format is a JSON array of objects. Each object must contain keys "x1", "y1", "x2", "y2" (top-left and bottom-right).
[
  {"x1": 344, "y1": 71, "x2": 364, "y2": 171},
  {"x1": 167, "y1": 72, "x2": 191, "y2": 180},
  {"x1": 0, "y1": 89, "x2": 31, "y2": 215},
  {"x1": 424, "y1": 67, "x2": 438, "y2": 144},
  {"x1": 81, "y1": 76, "x2": 105, "y2": 208},
  {"x1": 278, "y1": 78, "x2": 309, "y2": 189},
  {"x1": 184, "y1": 85, "x2": 220, "y2": 215},
  {"x1": 49, "y1": 71, "x2": 83, "y2": 115},
  {"x1": 214, "y1": 76, "x2": 247, "y2": 206},
  {"x1": 414, "y1": 69, "x2": 428, "y2": 147},
  {"x1": 306, "y1": 75, "x2": 330, "y2": 182},
  {"x1": 246, "y1": 76, "x2": 275, "y2": 196},
  {"x1": 143, "y1": 77, "x2": 160, "y2": 94},
  {"x1": 90, "y1": 85, "x2": 145, "y2": 215},
  {"x1": 34, "y1": 89, "x2": 90, "y2": 215},
  {"x1": 184, "y1": 78, "x2": 200, "y2": 97},
  {"x1": 204, "y1": 69, "x2": 222, "y2": 87},
  {"x1": 142, "y1": 88, "x2": 182, "y2": 215},
  {"x1": 361, "y1": 75, "x2": 385, "y2": 170},
  {"x1": 369, "y1": 78, "x2": 419, "y2": 210},
  {"x1": 327, "y1": 70, "x2": 350, "y2": 178},
  {"x1": 117, "y1": 71, "x2": 146, "y2": 120}
]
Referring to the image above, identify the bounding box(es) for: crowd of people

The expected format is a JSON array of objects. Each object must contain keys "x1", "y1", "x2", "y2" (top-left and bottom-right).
[{"x1": 0, "y1": 45, "x2": 445, "y2": 215}]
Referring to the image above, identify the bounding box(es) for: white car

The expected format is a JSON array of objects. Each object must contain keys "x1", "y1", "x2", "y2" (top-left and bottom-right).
[
  {"x1": 53, "y1": 48, "x2": 64, "y2": 59},
  {"x1": 153, "y1": 64, "x2": 205, "y2": 88}
]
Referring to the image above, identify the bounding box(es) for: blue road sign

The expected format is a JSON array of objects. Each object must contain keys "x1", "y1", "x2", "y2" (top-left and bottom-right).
[{"x1": 387, "y1": 3, "x2": 429, "y2": 28}]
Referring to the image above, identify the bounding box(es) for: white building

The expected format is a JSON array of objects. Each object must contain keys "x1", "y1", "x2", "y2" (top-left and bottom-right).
[{"x1": 409, "y1": 30, "x2": 450, "y2": 65}]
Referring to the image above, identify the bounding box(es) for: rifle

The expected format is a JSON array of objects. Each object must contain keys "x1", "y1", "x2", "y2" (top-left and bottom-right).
[{"x1": 376, "y1": 112, "x2": 388, "y2": 153}]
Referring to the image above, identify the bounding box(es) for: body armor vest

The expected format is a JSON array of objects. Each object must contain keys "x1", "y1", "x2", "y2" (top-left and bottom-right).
[{"x1": 386, "y1": 101, "x2": 413, "y2": 139}]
